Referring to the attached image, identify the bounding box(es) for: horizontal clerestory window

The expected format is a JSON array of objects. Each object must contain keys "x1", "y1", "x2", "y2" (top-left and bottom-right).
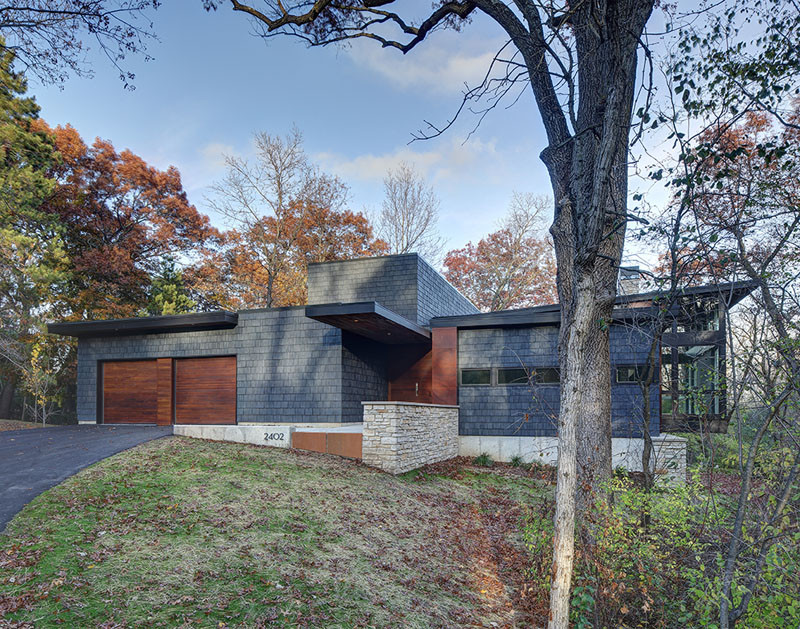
[
  {"x1": 460, "y1": 368, "x2": 491, "y2": 386},
  {"x1": 462, "y1": 367, "x2": 560, "y2": 386},
  {"x1": 531, "y1": 367, "x2": 560, "y2": 384},
  {"x1": 497, "y1": 367, "x2": 529, "y2": 385}
]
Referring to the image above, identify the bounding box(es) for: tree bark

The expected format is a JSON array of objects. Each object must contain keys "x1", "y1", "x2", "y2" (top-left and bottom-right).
[
  {"x1": 0, "y1": 372, "x2": 17, "y2": 419},
  {"x1": 548, "y1": 273, "x2": 597, "y2": 627}
]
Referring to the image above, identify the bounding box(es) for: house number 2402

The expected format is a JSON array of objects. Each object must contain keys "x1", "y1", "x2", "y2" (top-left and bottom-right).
[{"x1": 265, "y1": 433, "x2": 285, "y2": 441}]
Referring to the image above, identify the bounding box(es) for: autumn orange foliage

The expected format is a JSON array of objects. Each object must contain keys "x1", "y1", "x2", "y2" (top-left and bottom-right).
[{"x1": 34, "y1": 121, "x2": 218, "y2": 319}]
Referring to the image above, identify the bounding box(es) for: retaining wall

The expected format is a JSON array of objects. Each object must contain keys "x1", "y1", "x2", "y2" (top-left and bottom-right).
[{"x1": 361, "y1": 401, "x2": 459, "y2": 474}]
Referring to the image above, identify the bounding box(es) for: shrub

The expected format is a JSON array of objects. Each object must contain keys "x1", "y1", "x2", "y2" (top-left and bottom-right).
[
  {"x1": 472, "y1": 452, "x2": 493, "y2": 467},
  {"x1": 523, "y1": 475, "x2": 800, "y2": 628},
  {"x1": 510, "y1": 455, "x2": 524, "y2": 467}
]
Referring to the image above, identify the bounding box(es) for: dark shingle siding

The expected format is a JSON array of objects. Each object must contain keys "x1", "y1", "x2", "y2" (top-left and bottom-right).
[
  {"x1": 77, "y1": 309, "x2": 343, "y2": 424},
  {"x1": 340, "y1": 333, "x2": 387, "y2": 422},
  {"x1": 416, "y1": 256, "x2": 479, "y2": 324},
  {"x1": 307, "y1": 254, "x2": 478, "y2": 325},
  {"x1": 457, "y1": 324, "x2": 660, "y2": 438},
  {"x1": 307, "y1": 255, "x2": 418, "y2": 322}
]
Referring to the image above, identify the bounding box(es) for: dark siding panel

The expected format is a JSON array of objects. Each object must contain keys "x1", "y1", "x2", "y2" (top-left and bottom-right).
[
  {"x1": 457, "y1": 324, "x2": 660, "y2": 438},
  {"x1": 341, "y1": 333, "x2": 387, "y2": 422},
  {"x1": 77, "y1": 309, "x2": 343, "y2": 424}
]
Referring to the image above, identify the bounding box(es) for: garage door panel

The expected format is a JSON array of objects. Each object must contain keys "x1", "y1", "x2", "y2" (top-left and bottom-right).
[
  {"x1": 103, "y1": 360, "x2": 158, "y2": 423},
  {"x1": 174, "y1": 356, "x2": 236, "y2": 425}
]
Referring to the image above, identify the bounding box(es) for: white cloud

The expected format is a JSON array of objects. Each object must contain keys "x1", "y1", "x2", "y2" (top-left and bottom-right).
[
  {"x1": 200, "y1": 142, "x2": 236, "y2": 169},
  {"x1": 315, "y1": 136, "x2": 498, "y2": 185},
  {"x1": 346, "y1": 32, "x2": 504, "y2": 94}
]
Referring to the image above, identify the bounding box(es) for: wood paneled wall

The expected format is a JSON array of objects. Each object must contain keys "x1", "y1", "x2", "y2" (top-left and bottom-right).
[
  {"x1": 101, "y1": 356, "x2": 236, "y2": 425},
  {"x1": 102, "y1": 360, "x2": 158, "y2": 423},
  {"x1": 387, "y1": 344, "x2": 433, "y2": 403},
  {"x1": 156, "y1": 358, "x2": 173, "y2": 426},
  {"x1": 431, "y1": 327, "x2": 458, "y2": 405}
]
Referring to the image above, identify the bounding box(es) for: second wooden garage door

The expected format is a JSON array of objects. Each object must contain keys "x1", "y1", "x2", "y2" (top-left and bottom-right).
[{"x1": 174, "y1": 356, "x2": 236, "y2": 425}]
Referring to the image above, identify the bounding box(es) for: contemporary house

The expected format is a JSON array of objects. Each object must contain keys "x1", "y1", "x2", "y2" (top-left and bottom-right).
[{"x1": 48, "y1": 254, "x2": 754, "y2": 478}]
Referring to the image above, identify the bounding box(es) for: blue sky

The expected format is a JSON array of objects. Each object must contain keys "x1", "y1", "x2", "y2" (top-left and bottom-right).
[{"x1": 29, "y1": 2, "x2": 555, "y2": 258}]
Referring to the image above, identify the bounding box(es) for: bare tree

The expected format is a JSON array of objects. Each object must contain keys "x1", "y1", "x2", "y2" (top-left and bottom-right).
[
  {"x1": 206, "y1": 128, "x2": 348, "y2": 308},
  {"x1": 206, "y1": 0, "x2": 657, "y2": 622},
  {"x1": 377, "y1": 162, "x2": 444, "y2": 264},
  {"x1": 0, "y1": 1, "x2": 159, "y2": 86}
]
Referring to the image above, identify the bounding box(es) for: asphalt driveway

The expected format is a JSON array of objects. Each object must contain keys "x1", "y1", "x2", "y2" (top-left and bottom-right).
[{"x1": 0, "y1": 425, "x2": 173, "y2": 532}]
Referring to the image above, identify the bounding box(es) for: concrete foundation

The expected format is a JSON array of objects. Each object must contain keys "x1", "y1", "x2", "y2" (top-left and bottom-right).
[
  {"x1": 459, "y1": 433, "x2": 687, "y2": 483},
  {"x1": 174, "y1": 424, "x2": 294, "y2": 448}
]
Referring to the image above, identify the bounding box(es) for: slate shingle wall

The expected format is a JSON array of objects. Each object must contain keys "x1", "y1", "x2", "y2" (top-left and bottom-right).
[
  {"x1": 340, "y1": 332, "x2": 388, "y2": 423},
  {"x1": 416, "y1": 256, "x2": 479, "y2": 324},
  {"x1": 307, "y1": 255, "x2": 419, "y2": 322},
  {"x1": 457, "y1": 324, "x2": 660, "y2": 437},
  {"x1": 76, "y1": 308, "x2": 343, "y2": 424},
  {"x1": 307, "y1": 253, "x2": 478, "y2": 325}
]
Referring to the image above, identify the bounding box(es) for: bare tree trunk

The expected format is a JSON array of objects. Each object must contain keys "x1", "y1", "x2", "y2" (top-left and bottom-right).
[
  {"x1": 0, "y1": 372, "x2": 16, "y2": 418},
  {"x1": 549, "y1": 274, "x2": 596, "y2": 629},
  {"x1": 576, "y1": 311, "x2": 614, "y2": 510}
]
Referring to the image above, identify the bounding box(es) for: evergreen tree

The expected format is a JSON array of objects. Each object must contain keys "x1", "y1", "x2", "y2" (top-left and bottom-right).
[
  {"x1": 145, "y1": 257, "x2": 197, "y2": 316},
  {"x1": 0, "y1": 38, "x2": 65, "y2": 419}
]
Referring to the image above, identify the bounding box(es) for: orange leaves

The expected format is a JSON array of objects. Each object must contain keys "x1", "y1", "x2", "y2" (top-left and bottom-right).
[
  {"x1": 34, "y1": 120, "x2": 218, "y2": 319},
  {"x1": 444, "y1": 228, "x2": 557, "y2": 312}
]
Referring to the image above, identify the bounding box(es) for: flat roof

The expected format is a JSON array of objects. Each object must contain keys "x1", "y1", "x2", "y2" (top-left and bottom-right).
[
  {"x1": 305, "y1": 301, "x2": 431, "y2": 344},
  {"x1": 431, "y1": 280, "x2": 758, "y2": 329},
  {"x1": 47, "y1": 311, "x2": 239, "y2": 338}
]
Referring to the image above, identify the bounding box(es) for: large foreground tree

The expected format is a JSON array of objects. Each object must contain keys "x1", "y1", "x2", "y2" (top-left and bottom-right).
[{"x1": 205, "y1": 0, "x2": 656, "y2": 624}]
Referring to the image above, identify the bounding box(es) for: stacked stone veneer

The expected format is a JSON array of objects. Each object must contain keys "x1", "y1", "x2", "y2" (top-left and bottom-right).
[
  {"x1": 361, "y1": 401, "x2": 459, "y2": 474},
  {"x1": 651, "y1": 434, "x2": 688, "y2": 484}
]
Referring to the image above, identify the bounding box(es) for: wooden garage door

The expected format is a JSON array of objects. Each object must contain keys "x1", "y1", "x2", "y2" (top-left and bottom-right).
[
  {"x1": 174, "y1": 356, "x2": 236, "y2": 425},
  {"x1": 102, "y1": 360, "x2": 158, "y2": 423}
]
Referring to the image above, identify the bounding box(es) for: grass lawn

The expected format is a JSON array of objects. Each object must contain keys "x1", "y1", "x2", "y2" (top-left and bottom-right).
[
  {"x1": 0, "y1": 437, "x2": 552, "y2": 628},
  {"x1": 0, "y1": 420, "x2": 49, "y2": 432}
]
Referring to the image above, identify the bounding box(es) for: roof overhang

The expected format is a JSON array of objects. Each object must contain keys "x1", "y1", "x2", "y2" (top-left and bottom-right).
[
  {"x1": 47, "y1": 311, "x2": 239, "y2": 338},
  {"x1": 431, "y1": 280, "x2": 758, "y2": 330},
  {"x1": 431, "y1": 305, "x2": 660, "y2": 329},
  {"x1": 305, "y1": 301, "x2": 431, "y2": 344}
]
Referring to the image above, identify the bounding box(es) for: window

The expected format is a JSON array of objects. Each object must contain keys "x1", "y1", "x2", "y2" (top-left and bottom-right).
[
  {"x1": 497, "y1": 368, "x2": 529, "y2": 385},
  {"x1": 616, "y1": 366, "x2": 645, "y2": 383},
  {"x1": 460, "y1": 368, "x2": 491, "y2": 386},
  {"x1": 532, "y1": 367, "x2": 560, "y2": 384}
]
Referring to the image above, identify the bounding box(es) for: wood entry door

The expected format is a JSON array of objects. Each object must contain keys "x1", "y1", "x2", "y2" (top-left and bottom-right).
[
  {"x1": 174, "y1": 356, "x2": 236, "y2": 425},
  {"x1": 102, "y1": 360, "x2": 158, "y2": 423}
]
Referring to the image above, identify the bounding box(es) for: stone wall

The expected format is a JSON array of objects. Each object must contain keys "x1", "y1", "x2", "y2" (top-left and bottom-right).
[{"x1": 361, "y1": 401, "x2": 459, "y2": 474}]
